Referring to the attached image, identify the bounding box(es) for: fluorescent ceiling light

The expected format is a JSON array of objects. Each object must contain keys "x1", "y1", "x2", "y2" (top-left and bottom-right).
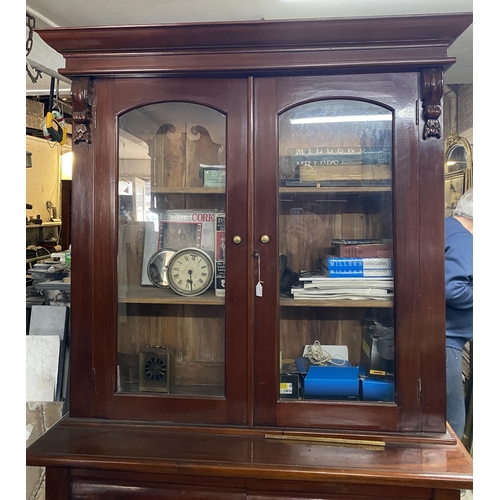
[{"x1": 290, "y1": 114, "x2": 392, "y2": 124}]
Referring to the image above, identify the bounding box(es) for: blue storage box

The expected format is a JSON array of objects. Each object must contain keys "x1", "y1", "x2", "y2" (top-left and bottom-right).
[
  {"x1": 304, "y1": 365, "x2": 359, "y2": 399},
  {"x1": 360, "y1": 376, "x2": 395, "y2": 401}
]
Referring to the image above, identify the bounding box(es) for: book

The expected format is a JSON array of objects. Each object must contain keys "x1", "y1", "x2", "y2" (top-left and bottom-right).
[
  {"x1": 289, "y1": 146, "x2": 363, "y2": 161},
  {"x1": 289, "y1": 146, "x2": 392, "y2": 182},
  {"x1": 297, "y1": 292, "x2": 393, "y2": 301},
  {"x1": 321, "y1": 267, "x2": 393, "y2": 278},
  {"x1": 299, "y1": 270, "x2": 393, "y2": 282},
  {"x1": 283, "y1": 179, "x2": 392, "y2": 188},
  {"x1": 331, "y1": 243, "x2": 393, "y2": 258},
  {"x1": 293, "y1": 272, "x2": 394, "y2": 300},
  {"x1": 295, "y1": 286, "x2": 391, "y2": 295},
  {"x1": 299, "y1": 164, "x2": 391, "y2": 183},
  {"x1": 331, "y1": 238, "x2": 389, "y2": 245},
  {"x1": 291, "y1": 288, "x2": 392, "y2": 300},
  {"x1": 321, "y1": 255, "x2": 392, "y2": 270},
  {"x1": 158, "y1": 209, "x2": 216, "y2": 259},
  {"x1": 288, "y1": 147, "x2": 391, "y2": 165},
  {"x1": 302, "y1": 279, "x2": 393, "y2": 289},
  {"x1": 214, "y1": 212, "x2": 226, "y2": 297}
]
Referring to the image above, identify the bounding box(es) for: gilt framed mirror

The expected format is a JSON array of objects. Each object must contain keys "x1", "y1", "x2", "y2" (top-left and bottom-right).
[
  {"x1": 444, "y1": 130, "x2": 473, "y2": 216},
  {"x1": 444, "y1": 130, "x2": 472, "y2": 183}
]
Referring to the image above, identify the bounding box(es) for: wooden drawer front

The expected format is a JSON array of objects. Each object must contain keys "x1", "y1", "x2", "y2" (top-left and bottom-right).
[{"x1": 71, "y1": 478, "x2": 245, "y2": 500}]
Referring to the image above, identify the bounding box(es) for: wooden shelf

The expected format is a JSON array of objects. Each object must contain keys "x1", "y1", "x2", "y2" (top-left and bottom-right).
[
  {"x1": 26, "y1": 221, "x2": 62, "y2": 228},
  {"x1": 152, "y1": 187, "x2": 391, "y2": 195},
  {"x1": 118, "y1": 285, "x2": 225, "y2": 305},
  {"x1": 281, "y1": 297, "x2": 393, "y2": 308},
  {"x1": 279, "y1": 186, "x2": 391, "y2": 194},
  {"x1": 119, "y1": 286, "x2": 392, "y2": 308},
  {"x1": 151, "y1": 187, "x2": 225, "y2": 195}
]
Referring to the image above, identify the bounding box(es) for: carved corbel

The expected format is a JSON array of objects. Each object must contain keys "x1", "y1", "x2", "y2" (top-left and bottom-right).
[
  {"x1": 72, "y1": 78, "x2": 94, "y2": 144},
  {"x1": 421, "y1": 68, "x2": 443, "y2": 140}
]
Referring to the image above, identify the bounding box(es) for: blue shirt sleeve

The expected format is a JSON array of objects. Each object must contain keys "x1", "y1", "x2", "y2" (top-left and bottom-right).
[{"x1": 445, "y1": 231, "x2": 473, "y2": 310}]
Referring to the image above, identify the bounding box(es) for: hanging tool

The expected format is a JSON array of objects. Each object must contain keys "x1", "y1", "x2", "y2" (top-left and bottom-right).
[{"x1": 43, "y1": 77, "x2": 67, "y2": 145}]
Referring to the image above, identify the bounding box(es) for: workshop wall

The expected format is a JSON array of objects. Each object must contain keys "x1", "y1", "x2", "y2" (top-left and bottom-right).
[
  {"x1": 444, "y1": 84, "x2": 473, "y2": 149},
  {"x1": 26, "y1": 135, "x2": 70, "y2": 225}
]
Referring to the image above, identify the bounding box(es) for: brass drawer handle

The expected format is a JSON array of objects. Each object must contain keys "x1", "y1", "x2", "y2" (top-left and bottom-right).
[
  {"x1": 233, "y1": 235, "x2": 242, "y2": 244},
  {"x1": 261, "y1": 235, "x2": 270, "y2": 244}
]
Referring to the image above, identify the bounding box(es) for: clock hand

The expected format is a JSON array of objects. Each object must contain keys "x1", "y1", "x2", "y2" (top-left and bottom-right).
[{"x1": 188, "y1": 269, "x2": 193, "y2": 290}]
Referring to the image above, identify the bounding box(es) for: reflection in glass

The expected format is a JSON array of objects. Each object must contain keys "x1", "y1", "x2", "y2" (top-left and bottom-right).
[
  {"x1": 278, "y1": 99, "x2": 395, "y2": 403},
  {"x1": 446, "y1": 145, "x2": 468, "y2": 173},
  {"x1": 116, "y1": 102, "x2": 226, "y2": 397}
]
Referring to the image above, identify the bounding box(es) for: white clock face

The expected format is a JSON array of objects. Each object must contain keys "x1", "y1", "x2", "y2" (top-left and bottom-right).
[{"x1": 167, "y1": 247, "x2": 214, "y2": 296}]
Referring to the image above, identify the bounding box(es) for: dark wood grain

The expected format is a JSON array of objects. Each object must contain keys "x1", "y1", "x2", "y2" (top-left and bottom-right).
[
  {"x1": 60, "y1": 180, "x2": 72, "y2": 250},
  {"x1": 36, "y1": 14, "x2": 471, "y2": 55},
  {"x1": 68, "y1": 78, "x2": 95, "y2": 418},
  {"x1": 27, "y1": 420, "x2": 472, "y2": 491},
  {"x1": 29, "y1": 14, "x2": 473, "y2": 500}
]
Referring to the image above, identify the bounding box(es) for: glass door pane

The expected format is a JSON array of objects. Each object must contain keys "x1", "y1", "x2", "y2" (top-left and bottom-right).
[
  {"x1": 117, "y1": 102, "x2": 226, "y2": 397},
  {"x1": 278, "y1": 99, "x2": 395, "y2": 403}
]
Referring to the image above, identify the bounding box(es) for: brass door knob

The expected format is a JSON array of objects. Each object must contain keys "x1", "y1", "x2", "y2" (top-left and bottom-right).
[
  {"x1": 232, "y1": 235, "x2": 242, "y2": 244},
  {"x1": 260, "y1": 235, "x2": 270, "y2": 244}
]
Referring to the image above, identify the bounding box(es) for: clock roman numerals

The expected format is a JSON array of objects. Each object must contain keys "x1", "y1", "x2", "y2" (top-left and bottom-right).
[{"x1": 167, "y1": 248, "x2": 214, "y2": 296}]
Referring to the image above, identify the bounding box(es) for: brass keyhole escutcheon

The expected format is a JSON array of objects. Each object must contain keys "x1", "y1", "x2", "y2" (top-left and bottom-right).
[
  {"x1": 233, "y1": 235, "x2": 242, "y2": 244},
  {"x1": 260, "y1": 235, "x2": 270, "y2": 244}
]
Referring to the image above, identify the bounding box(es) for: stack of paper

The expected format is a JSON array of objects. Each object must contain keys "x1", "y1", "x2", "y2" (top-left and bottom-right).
[{"x1": 291, "y1": 270, "x2": 394, "y2": 300}]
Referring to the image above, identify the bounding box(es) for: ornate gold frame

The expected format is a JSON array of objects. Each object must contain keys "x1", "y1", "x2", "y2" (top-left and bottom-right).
[{"x1": 444, "y1": 130, "x2": 473, "y2": 189}]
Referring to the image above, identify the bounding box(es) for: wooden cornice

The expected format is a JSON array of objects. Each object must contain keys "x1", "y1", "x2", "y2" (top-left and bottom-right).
[{"x1": 36, "y1": 13, "x2": 472, "y2": 77}]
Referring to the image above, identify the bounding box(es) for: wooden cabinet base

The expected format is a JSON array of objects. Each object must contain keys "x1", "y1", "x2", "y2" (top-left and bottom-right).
[{"x1": 29, "y1": 419, "x2": 472, "y2": 500}]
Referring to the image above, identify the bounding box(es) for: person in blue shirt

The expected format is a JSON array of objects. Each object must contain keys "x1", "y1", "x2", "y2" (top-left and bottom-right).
[{"x1": 444, "y1": 188, "x2": 473, "y2": 440}]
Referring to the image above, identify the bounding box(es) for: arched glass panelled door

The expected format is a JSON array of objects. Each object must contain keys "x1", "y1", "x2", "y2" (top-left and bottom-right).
[
  {"x1": 252, "y1": 73, "x2": 422, "y2": 432},
  {"x1": 276, "y1": 98, "x2": 394, "y2": 400},
  {"x1": 92, "y1": 78, "x2": 249, "y2": 424}
]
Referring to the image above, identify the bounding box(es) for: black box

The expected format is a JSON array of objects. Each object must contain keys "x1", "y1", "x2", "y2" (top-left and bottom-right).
[
  {"x1": 280, "y1": 373, "x2": 303, "y2": 399},
  {"x1": 360, "y1": 327, "x2": 394, "y2": 379}
]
